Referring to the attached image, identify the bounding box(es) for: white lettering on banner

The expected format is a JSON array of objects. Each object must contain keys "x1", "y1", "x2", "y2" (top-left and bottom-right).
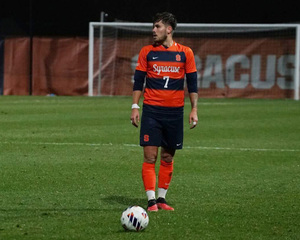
[
  {"x1": 277, "y1": 55, "x2": 295, "y2": 90},
  {"x1": 226, "y1": 55, "x2": 250, "y2": 89},
  {"x1": 130, "y1": 54, "x2": 295, "y2": 90},
  {"x1": 153, "y1": 64, "x2": 180, "y2": 75},
  {"x1": 196, "y1": 54, "x2": 295, "y2": 89},
  {"x1": 201, "y1": 55, "x2": 225, "y2": 88},
  {"x1": 251, "y1": 55, "x2": 276, "y2": 89},
  {"x1": 194, "y1": 55, "x2": 202, "y2": 89}
]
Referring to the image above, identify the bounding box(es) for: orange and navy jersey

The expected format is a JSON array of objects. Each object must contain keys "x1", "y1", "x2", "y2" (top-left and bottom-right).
[{"x1": 136, "y1": 42, "x2": 197, "y2": 109}]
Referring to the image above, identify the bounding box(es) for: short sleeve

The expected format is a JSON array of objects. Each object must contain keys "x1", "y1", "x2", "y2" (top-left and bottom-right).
[
  {"x1": 135, "y1": 47, "x2": 148, "y2": 72},
  {"x1": 185, "y1": 47, "x2": 197, "y2": 74}
]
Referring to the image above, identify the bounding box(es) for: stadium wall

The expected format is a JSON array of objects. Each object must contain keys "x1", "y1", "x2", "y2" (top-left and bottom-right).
[
  {"x1": 1, "y1": 36, "x2": 296, "y2": 98},
  {"x1": 3, "y1": 37, "x2": 30, "y2": 95},
  {"x1": 2, "y1": 37, "x2": 88, "y2": 96},
  {"x1": 0, "y1": 37, "x2": 4, "y2": 95}
]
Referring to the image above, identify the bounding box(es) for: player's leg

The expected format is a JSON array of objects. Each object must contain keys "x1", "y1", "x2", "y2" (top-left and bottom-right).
[
  {"x1": 140, "y1": 113, "x2": 162, "y2": 211},
  {"x1": 156, "y1": 115, "x2": 183, "y2": 211},
  {"x1": 157, "y1": 147, "x2": 175, "y2": 211},
  {"x1": 142, "y1": 146, "x2": 159, "y2": 211}
]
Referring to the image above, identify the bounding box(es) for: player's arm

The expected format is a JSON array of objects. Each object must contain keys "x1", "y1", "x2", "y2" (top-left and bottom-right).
[
  {"x1": 186, "y1": 72, "x2": 198, "y2": 129},
  {"x1": 131, "y1": 70, "x2": 146, "y2": 127}
]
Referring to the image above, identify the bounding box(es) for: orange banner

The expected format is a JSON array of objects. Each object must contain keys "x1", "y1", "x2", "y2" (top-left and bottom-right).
[
  {"x1": 4, "y1": 37, "x2": 30, "y2": 95},
  {"x1": 32, "y1": 37, "x2": 89, "y2": 95}
]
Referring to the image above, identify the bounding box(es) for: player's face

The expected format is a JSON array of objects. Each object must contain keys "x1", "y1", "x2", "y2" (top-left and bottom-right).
[{"x1": 152, "y1": 21, "x2": 169, "y2": 44}]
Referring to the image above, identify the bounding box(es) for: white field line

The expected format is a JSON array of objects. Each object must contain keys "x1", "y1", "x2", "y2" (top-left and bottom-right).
[
  {"x1": 0, "y1": 100, "x2": 250, "y2": 105},
  {"x1": 1, "y1": 141, "x2": 300, "y2": 152}
]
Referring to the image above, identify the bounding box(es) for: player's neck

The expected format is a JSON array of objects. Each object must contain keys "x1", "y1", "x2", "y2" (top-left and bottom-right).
[{"x1": 162, "y1": 39, "x2": 173, "y2": 48}]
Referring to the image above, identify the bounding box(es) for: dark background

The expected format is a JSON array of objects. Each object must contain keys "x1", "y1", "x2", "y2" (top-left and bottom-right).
[{"x1": 0, "y1": 0, "x2": 299, "y2": 36}]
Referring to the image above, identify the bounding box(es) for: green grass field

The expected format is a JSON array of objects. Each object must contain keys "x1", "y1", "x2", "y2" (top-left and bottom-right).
[{"x1": 0, "y1": 96, "x2": 299, "y2": 239}]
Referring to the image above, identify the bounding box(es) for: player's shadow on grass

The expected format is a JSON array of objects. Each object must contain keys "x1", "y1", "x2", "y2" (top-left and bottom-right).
[{"x1": 103, "y1": 195, "x2": 145, "y2": 208}]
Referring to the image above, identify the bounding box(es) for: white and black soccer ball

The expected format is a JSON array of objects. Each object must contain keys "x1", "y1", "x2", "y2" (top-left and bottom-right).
[{"x1": 120, "y1": 206, "x2": 149, "y2": 231}]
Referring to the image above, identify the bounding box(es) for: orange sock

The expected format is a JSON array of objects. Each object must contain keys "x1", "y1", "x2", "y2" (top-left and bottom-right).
[
  {"x1": 158, "y1": 160, "x2": 173, "y2": 190},
  {"x1": 142, "y1": 162, "x2": 156, "y2": 191}
]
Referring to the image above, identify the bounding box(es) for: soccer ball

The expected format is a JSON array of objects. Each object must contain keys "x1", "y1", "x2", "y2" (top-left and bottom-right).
[{"x1": 120, "y1": 206, "x2": 149, "y2": 231}]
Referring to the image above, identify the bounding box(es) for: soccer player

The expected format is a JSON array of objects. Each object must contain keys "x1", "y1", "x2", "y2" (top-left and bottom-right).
[{"x1": 130, "y1": 12, "x2": 198, "y2": 212}]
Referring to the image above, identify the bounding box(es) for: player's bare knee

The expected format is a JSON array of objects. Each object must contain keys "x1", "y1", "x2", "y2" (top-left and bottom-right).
[
  {"x1": 143, "y1": 146, "x2": 158, "y2": 164},
  {"x1": 144, "y1": 156, "x2": 157, "y2": 164},
  {"x1": 161, "y1": 155, "x2": 173, "y2": 163},
  {"x1": 161, "y1": 148, "x2": 175, "y2": 162},
  {"x1": 144, "y1": 151, "x2": 157, "y2": 164}
]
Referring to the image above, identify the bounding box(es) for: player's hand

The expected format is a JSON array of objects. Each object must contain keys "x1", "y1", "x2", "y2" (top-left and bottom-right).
[
  {"x1": 130, "y1": 109, "x2": 140, "y2": 128},
  {"x1": 189, "y1": 108, "x2": 198, "y2": 129}
]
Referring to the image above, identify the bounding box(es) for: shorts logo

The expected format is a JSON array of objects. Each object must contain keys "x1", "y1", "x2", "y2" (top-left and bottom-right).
[
  {"x1": 176, "y1": 54, "x2": 181, "y2": 61},
  {"x1": 144, "y1": 134, "x2": 149, "y2": 142}
]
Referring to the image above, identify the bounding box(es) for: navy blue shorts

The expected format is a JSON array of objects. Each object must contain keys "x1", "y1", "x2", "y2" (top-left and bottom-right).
[{"x1": 140, "y1": 107, "x2": 184, "y2": 150}]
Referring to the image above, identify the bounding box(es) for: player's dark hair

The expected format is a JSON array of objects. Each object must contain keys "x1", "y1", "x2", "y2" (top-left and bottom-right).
[{"x1": 153, "y1": 12, "x2": 177, "y2": 31}]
